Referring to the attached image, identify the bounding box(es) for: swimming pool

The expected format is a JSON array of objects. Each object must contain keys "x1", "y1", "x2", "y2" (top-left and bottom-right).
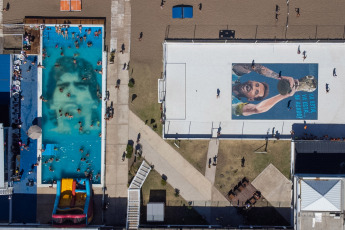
[{"x1": 41, "y1": 25, "x2": 104, "y2": 184}]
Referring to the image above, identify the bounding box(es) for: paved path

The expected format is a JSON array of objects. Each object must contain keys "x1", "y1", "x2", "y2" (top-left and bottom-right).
[
  {"x1": 129, "y1": 111, "x2": 227, "y2": 205},
  {"x1": 205, "y1": 139, "x2": 219, "y2": 185},
  {"x1": 101, "y1": 0, "x2": 131, "y2": 226}
]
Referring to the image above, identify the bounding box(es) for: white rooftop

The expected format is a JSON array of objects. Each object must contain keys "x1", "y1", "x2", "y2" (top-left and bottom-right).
[
  {"x1": 147, "y1": 202, "x2": 164, "y2": 222},
  {"x1": 300, "y1": 179, "x2": 341, "y2": 212},
  {"x1": 163, "y1": 42, "x2": 345, "y2": 138}
]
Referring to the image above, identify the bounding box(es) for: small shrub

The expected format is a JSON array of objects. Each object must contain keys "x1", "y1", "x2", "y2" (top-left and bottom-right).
[
  {"x1": 174, "y1": 188, "x2": 180, "y2": 197},
  {"x1": 126, "y1": 144, "x2": 133, "y2": 158},
  {"x1": 161, "y1": 179, "x2": 167, "y2": 186},
  {"x1": 128, "y1": 78, "x2": 135, "y2": 88}
]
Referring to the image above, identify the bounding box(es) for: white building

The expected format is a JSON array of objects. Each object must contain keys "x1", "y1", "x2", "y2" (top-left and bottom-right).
[{"x1": 293, "y1": 140, "x2": 345, "y2": 230}]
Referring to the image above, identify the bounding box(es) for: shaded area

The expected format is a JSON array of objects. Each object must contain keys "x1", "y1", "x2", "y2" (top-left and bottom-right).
[
  {"x1": 238, "y1": 206, "x2": 290, "y2": 227},
  {"x1": 36, "y1": 192, "x2": 127, "y2": 226},
  {"x1": 149, "y1": 189, "x2": 166, "y2": 203},
  {"x1": 141, "y1": 205, "x2": 290, "y2": 227},
  {"x1": 0, "y1": 93, "x2": 10, "y2": 127},
  {"x1": 13, "y1": 55, "x2": 38, "y2": 194},
  {"x1": 293, "y1": 124, "x2": 345, "y2": 141},
  {"x1": 295, "y1": 153, "x2": 345, "y2": 174},
  {"x1": 0, "y1": 194, "x2": 36, "y2": 223},
  {"x1": 141, "y1": 205, "x2": 207, "y2": 226},
  {"x1": 0, "y1": 54, "x2": 11, "y2": 126},
  {"x1": 295, "y1": 140, "x2": 345, "y2": 153}
]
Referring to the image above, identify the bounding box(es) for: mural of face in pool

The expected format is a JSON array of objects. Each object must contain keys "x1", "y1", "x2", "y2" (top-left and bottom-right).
[{"x1": 45, "y1": 57, "x2": 101, "y2": 134}]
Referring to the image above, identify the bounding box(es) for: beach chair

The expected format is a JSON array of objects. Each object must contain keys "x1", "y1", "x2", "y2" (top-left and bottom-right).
[
  {"x1": 228, "y1": 190, "x2": 236, "y2": 200},
  {"x1": 238, "y1": 184, "x2": 245, "y2": 192},
  {"x1": 253, "y1": 191, "x2": 261, "y2": 200}
]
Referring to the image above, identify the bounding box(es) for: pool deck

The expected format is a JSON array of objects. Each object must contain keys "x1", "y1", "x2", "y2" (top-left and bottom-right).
[
  {"x1": 13, "y1": 55, "x2": 38, "y2": 195},
  {"x1": 101, "y1": 0, "x2": 131, "y2": 225}
]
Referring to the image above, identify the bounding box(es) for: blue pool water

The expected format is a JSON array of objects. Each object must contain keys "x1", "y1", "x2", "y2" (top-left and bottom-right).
[{"x1": 41, "y1": 26, "x2": 103, "y2": 184}]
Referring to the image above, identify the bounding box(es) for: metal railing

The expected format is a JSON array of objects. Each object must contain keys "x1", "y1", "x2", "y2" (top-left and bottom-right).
[{"x1": 165, "y1": 24, "x2": 345, "y2": 41}]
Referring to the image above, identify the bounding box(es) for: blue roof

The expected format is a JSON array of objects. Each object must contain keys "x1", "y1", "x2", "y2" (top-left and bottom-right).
[
  {"x1": 183, "y1": 6, "x2": 193, "y2": 18},
  {"x1": 172, "y1": 6, "x2": 183, "y2": 18},
  {"x1": 0, "y1": 55, "x2": 11, "y2": 92},
  {"x1": 172, "y1": 5, "x2": 193, "y2": 19}
]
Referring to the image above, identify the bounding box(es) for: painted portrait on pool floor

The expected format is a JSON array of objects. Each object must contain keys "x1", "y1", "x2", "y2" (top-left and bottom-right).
[
  {"x1": 232, "y1": 63, "x2": 318, "y2": 120},
  {"x1": 40, "y1": 25, "x2": 103, "y2": 184},
  {"x1": 43, "y1": 56, "x2": 101, "y2": 135}
]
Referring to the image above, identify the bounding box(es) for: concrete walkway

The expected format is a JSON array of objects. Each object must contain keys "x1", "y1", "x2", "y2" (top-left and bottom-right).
[
  {"x1": 205, "y1": 139, "x2": 219, "y2": 185},
  {"x1": 129, "y1": 111, "x2": 228, "y2": 205},
  {"x1": 101, "y1": 0, "x2": 131, "y2": 226}
]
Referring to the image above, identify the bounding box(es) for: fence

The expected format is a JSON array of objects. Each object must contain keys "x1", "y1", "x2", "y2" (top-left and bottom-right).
[
  {"x1": 143, "y1": 199, "x2": 291, "y2": 208},
  {"x1": 165, "y1": 24, "x2": 345, "y2": 41}
]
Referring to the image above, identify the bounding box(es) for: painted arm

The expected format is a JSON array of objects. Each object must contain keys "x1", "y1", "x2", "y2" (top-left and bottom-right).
[
  {"x1": 233, "y1": 64, "x2": 280, "y2": 79},
  {"x1": 254, "y1": 65, "x2": 280, "y2": 79},
  {"x1": 242, "y1": 93, "x2": 291, "y2": 116}
]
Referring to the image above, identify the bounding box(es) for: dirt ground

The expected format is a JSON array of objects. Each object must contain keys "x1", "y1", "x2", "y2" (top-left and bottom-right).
[
  {"x1": 141, "y1": 167, "x2": 207, "y2": 224},
  {"x1": 128, "y1": 155, "x2": 186, "y2": 206},
  {"x1": 215, "y1": 140, "x2": 291, "y2": 197},
  {"x1": 166, "y1": 140, "x2": 208, "y2": 174},
  {"x1": 127, "y1": 157, "x2": 206, "y2": 224},
  {"x1": 141, "y1": 169, "x2": 185, "y2": 206}
]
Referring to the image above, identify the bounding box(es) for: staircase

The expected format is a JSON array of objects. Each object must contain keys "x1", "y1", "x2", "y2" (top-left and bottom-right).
[
  {"x1": 0, "y1": 185, "x2": 13, "y2": 196},
  {"x1": 127, "y1": 160, "x2": 151, "y2": 229}
]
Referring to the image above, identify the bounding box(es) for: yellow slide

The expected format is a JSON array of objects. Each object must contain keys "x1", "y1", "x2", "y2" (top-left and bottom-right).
[{"x1": 58, "y1": 178, "x2": 74, "y2": 208}]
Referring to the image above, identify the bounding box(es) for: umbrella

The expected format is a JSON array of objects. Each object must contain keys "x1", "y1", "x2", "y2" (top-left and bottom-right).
[{"x1": 28, "y1": 125, "x2": 42, "y2": 139}]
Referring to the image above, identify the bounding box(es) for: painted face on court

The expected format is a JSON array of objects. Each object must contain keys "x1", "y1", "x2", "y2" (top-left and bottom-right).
[{"x1": 240, "y1": 80, "x2": 265, "y2": 101}]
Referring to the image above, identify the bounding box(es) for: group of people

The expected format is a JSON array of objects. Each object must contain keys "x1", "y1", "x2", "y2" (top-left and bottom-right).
[
  {"x1": 10, "y1": 53, "x2": 42, "y2": 183},
  {"x1": 40, "y1": 25, "x2": 104, "y2": 184},
  {"x1": 76, "y1": 147, "x2": 97, "y2": 178},
  {"x1": 104, "y1": 105, "x2": 114, "y2": 121},
  {"x1": 296, "y1": 133, "x2": 345, "y2": 141},
  {"x1": 11, "y1": 53, "x2": 31, "y2": 157},
  {"x1": 276, "y1": 5, "x2": 301, "y2": 21},
  {"x1": 42, "y1": 144, "x2": 100, "y2": 182},
  {"x1": 49, "y1": 25, "x2": 99, "y2": 54}
]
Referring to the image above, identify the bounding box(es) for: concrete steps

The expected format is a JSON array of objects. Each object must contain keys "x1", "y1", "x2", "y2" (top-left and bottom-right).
[
  {"x1": 0, "y1": 187, "x2": 13, "y2": 195},
  {"x1": 126, "y1": 160, "x2": 151, "y2": 229}
]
